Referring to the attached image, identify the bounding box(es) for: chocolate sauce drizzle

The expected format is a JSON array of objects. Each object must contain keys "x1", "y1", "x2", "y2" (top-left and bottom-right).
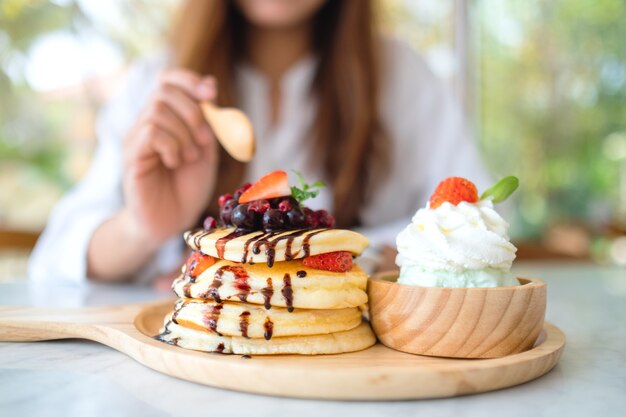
[
  {"x1": 194, "y1": 227, "x2": 330, "y2": 268},
  {"x1": 261, "y1": 277, "x2": 274, "y2": 310},
  {"x1": 263, "y1": 316, "x2": 274, "y2": 340},
  {"x1": 216, "y1": 229, "x2": 248, "y2": 259},
  {"x1": 239, "y1": 311, "x2": 251, "y2": 338},
  {"x1": 190, "y1": 227, "x2": 220, "y2": 249},
  {"x1": 182, "y1": 281, "x2": 193, "y2": 298},
  {"x1": 282, "y1": 274, "x2": 294, "y2": 312},
  {"x1": 171, "y1": 309, "x2": 181, "y2": 324},
  {"x1": 204, "y1": 267, "x2": 226, "y2": 303},
  {"x1": 215, "y1": 343, "x2": 225, "y2": 353},
  {"x1": 203, "y1": 304, "x2": 223, "y2": 336}
]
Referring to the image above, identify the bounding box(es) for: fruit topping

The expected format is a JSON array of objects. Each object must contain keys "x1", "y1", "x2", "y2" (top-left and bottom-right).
[
  {"x1": 302, "y1": 251, "x2": 353, "y2": 272},
  {"x1": 210, "y1": 171, "x2": 335, "y2": 233},
  {"x1": 248, "y1": 199, "x2": 271, "y2": 214},
  {"x1": 263, "y1": 208, "x2": 286, "y2": 231},
  {"x1": 231, "y1": 204, "x2": 257, "y2": 229},
  {"x1": 315, "y1": 209, "x2": 336, "y2": 228},
  {"x1": 239, "y1": 170, "x2": 291, "y2": 203},
  {"x1": 218, "y1": 193, "x2": 233, "y2": 207},
  {"x1": 233, "y1": 183, "x2": 252, "y2": 202},
  {"x1": 429, "y1": 177, "x2": 479, "y2": 209},
  {"x1": 278, "y1": 199, "x2": 294, "y2": 212},
  {"x1": 185, "y1": 251, "x2": 215, "y2": 278},
  {"x1": 203, "y1": 216, "x2": 217, "y2": 230},
  {"x1": 220, "y1": 198, "x2": 237, "y2": 224},
  {"x1": 286, "y1": 208, "x2": 305, "y2": 228}
]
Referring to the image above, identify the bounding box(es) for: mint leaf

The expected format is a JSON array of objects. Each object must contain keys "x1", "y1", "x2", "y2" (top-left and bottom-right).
[
  {"x1": 480, "y1": 176, "x2": 519, "y2": 203},
  {"x1": 291, "y1": 171, "x2": 325, "y2": 204}
]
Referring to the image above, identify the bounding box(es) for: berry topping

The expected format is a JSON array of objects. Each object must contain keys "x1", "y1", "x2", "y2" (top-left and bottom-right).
[
  {"x1": 248, "y1": 199, "x2": 270, "y2": 214},
  {"x1": 303, "y1": 207, "x2": 318, "y2": 228},
  {"x1": 303, "y1": 251, "x2": 353, "y2": 272},
  {"x1": 286, "y1": 208, "x2": 305, "y2": 228},
  {"x1": 239, "y1": 170, "x2": 291, "y2": 204},
  {"x1": 218, "y1": 193, "x2": 233, "y2": 207},
  {"x1": 263, "y1": 209, "x2": 286, "y2": 231},
  {"x1": 278, "y1": 199, "x2": 294, "y2": 212},
  {"x1": 233, "y1": 183, "x2": 252, "y2": 202},
  {"x1": 185, "y1": 251, "x2": 215, "y2": 278},
  {"x1": 203, "y1": 216, "x2": 217, "y2": 230},
  {"x1": 220, "y1": 199, "x2": 237, "y2": 224},
  {"x1": 429, "y1": 177, "x2": 479, "y2": 209},
  {"x1": 231, "y1": 204, "x2": 257, "y2": 230},
  {"x1": 316, "y1": 210, "x2": 336, "y2": 228}
]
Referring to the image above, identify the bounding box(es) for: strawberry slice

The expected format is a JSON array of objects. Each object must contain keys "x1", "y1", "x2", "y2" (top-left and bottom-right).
[
  {"x1": 239, "y1": 170, "x2": 291, "y2": 203},
  {"x1": 302, "y1": 251, "x2": 353, "y2": 272},
  {"x1": 185, "y1": 251, "x2": 215, "y2": 278}
]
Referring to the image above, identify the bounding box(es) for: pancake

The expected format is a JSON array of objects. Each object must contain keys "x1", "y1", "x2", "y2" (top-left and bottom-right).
[
  {"x1": 170, "y1": 299, "x2": 363, "y2": 338},
  {"x1": 158, "y1": 318, "x2": 376, "y2": 355},
  {"x1": 184, "y1": 227, "x2": 369, "y2": 266},
  {"x1": 172, "y1": 259, "x2": 368, "y2": 310}
]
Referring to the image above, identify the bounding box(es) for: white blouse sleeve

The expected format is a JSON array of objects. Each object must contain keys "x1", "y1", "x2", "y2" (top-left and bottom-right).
[
  {"x1": 359, "y1": 38, "x2": 493, "y2": 248},
  {"x1": 28, "y1": 54, "x2": 181, "y2": 284}
]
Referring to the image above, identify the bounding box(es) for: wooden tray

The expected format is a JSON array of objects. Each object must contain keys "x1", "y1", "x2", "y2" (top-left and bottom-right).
[{"x1": 0, "y1": 300, "x2": 565, "y2": 400}]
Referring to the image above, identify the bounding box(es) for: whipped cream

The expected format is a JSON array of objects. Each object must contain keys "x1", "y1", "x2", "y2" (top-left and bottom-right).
[{"x1": 396, "y1": 200, "x2": 518, "y2": 287}]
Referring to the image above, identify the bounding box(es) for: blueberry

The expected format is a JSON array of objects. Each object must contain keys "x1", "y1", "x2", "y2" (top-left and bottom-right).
[
  {"x1": 263, "y1": 209, "x2": 285, "y2": 231},
  {"x1": 232, "y1": 204, "x2": 256, "y2": 230},
  {"x1": 220, "y1": 199, "x2": 237, "y2": 225},
  {"x1": 286, "y1": 208, "x2": 305, "y2": 228}
]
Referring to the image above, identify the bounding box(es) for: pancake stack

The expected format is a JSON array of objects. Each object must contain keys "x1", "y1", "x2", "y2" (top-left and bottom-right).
[{"x1": 157, "y1": 171, "x2": 376, "y2": 355}]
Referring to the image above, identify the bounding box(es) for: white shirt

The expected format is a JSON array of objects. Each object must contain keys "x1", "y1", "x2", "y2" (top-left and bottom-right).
[{"x1": 29, "y1": 38, "x2": 491, "y2": 284}]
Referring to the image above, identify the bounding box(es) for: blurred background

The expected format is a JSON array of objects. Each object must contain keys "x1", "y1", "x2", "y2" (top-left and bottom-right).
[{"x1": 1, "y1": 0, "x2": 625, "y2": 279}]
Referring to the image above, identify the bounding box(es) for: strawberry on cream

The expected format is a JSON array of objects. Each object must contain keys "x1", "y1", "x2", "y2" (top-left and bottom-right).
[{"x1": 395, "y1": 177, "x2": 519, "y2": 288}]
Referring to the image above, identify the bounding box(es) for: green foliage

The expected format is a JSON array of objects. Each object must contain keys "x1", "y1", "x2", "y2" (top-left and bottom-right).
[
  {"x1": 290, "y1": 171, "x2": 325, "y2": 204},
  {"x1": 481, "y1": 176, "x2": 519, "y2": 203},
  {"x1": 478, "y1": 0, "x2": 626, "y2": 237}
]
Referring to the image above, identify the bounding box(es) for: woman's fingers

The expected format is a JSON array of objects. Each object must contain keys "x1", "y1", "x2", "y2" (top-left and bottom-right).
[
  {"x1": 127, "y1": 68, "x2": 218, "y2": 170},
  {"x1": 153, "y1": 85, "x2": 213, "y2": 147},
  {"x1": 135, "y1": 123, "x2": 182, "y2": 169},
  {"x1": 143, "y1": 98, "x2": 199, "y2": 162},
  {"x1": 158, "y1": 69, "x2": 216, "y2": 102}
]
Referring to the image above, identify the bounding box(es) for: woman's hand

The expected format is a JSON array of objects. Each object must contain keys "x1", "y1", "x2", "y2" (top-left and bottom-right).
[
  {"x1": 122, "y1": 69, "x2": 219, "y2": 244},
  {"x1": 88, "y1": 69, "x2": 219, "y2": 281}
]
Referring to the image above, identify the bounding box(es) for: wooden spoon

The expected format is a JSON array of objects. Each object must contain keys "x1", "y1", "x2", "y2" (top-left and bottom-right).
[{"x1": 201, "y1": 102, "x2": 256, "y2": 162}]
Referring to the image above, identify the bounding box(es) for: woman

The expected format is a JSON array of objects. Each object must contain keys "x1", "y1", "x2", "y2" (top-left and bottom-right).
[{"x1": 29, "y1": 0, "x2": 490, "y2": 284}]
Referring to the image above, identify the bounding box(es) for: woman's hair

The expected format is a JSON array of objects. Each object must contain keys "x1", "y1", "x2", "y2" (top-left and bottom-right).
[{"x1": 170, "y1": 0, "x2": 389, "y2": 227}]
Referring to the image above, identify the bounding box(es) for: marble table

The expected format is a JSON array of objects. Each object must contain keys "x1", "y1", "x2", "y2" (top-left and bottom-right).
[{"x1": 1, "y1": 262, "x2": 625, "y2": 417}]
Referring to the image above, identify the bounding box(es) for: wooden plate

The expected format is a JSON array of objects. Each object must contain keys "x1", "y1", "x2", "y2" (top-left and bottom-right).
[{"x1": 0, "y1": 300, "x2": 565, "y2": 400}]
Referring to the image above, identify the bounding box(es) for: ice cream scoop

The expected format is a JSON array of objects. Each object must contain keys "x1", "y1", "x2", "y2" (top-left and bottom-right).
[{"x1": 395, "y1": 176, "x2": 520, "y2": 288}]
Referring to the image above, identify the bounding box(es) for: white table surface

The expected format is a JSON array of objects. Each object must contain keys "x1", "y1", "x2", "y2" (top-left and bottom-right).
[{"x1": 1, "y1": 261, "x2": 625, "y2": 417}]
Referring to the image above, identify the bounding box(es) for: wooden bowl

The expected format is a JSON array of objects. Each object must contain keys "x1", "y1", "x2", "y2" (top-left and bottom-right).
[{"x1": 368, "y1": 272, "x2": 546, "y2": 358}]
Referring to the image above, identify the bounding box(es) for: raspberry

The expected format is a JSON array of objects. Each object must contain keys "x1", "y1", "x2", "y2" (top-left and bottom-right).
[
  {"x1": 218, "y1": 194, "x2": 233, "y2": 207},
  {"x1": 303, "y1": 251, "x2": 353, "y2": 272},
  {"x1": 303, "y1": 207, "x2": 318, "y2": 228},
  {"x1": 203, "y1": 216, "x2": 217, "y2": 230},
  {"x1": 233, "y1": 183, "x2": 252, "y2": 202},
  {"x1": 429, "y1": 177, "x2": 478, "y2": 209},
  {"x1": 315, "y1": 210, "x2": 335, "y2": 228},
  {"x1": 278, "y1": 199, "x2": 294, "y2": 212},
  {"x1": 248, "y1": 199, "x2": 270, "y2": 214}
]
